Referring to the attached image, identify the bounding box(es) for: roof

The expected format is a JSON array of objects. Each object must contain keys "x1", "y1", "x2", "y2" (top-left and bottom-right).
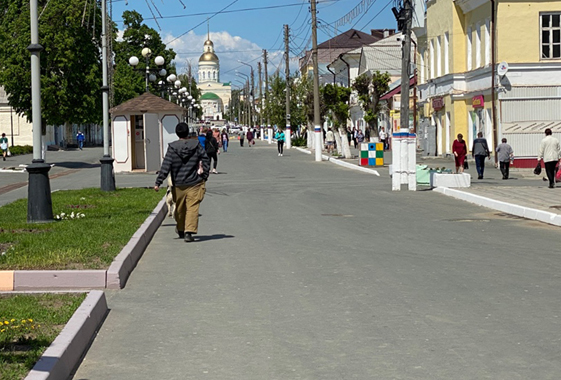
[
  {"x1": 361, "y1": 46, "x2": 402, "y2": 76},
  {"x1": 110, "y1": 92, "x2": 185, "y2": 114},
  {"x1": 318, "y1": 29, "x2": 380, "y2": 50},
  {"x1": 200, "y1": 92, "x2": 220, "y2": 100},
  {"x1": 380, "y1": 76, "x2": 416, "y2": 100}
]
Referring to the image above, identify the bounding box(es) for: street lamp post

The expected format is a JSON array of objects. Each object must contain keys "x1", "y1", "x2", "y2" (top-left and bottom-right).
[
  {"x1": 100, "y1": 0, "x2": 115, "y2": 192},
  {"x1": 238, "y1": 61, "x2": 256, "y2": 134},
  {"x1": 236, "y1": 71, "x2": 252, "y2": 129},
  {"x1": 26, "y1": 0, "x2": 53, "y2": 223},
  {"x1": 129, "y1": 47, "x2": 167, "y2": 92}
]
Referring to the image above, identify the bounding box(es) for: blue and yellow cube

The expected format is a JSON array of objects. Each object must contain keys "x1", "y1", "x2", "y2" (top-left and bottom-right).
[{"x1": 359, "y1": 142, "x2": 384, "y2": 166}]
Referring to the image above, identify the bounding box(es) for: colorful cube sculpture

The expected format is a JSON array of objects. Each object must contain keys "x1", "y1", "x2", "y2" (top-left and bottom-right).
[{"x1": 359, "y1": 142, "x2": 384, "y2": 166}]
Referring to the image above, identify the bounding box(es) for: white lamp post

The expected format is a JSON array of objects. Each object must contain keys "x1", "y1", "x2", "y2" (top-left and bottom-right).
[{"x1": 129, "y1": 48, "x2": 166, "y2": 92}]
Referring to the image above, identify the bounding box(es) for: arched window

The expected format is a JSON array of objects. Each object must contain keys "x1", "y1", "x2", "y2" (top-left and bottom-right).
[
  {"x1": 202, "y1": 72, "x2": 205, "y2": 80},
  {"x1": 207, "y1": 71, "x2": 211, "y2": 79},
  {"x1": 213, "y1": 71, "x2": 216, "y2": 80}
]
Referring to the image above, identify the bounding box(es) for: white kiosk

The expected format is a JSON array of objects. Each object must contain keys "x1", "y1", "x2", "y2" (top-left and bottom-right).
[{"x1": 110, "y1": 92, "x2": 186, "y2": 173}]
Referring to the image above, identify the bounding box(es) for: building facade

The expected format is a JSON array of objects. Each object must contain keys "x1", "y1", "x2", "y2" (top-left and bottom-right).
[{"x1": 418, "y1": 0, "x2": 561, "y2": 164}]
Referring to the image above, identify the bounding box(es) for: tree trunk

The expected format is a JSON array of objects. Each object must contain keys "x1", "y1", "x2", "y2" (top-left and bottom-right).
[
  {"x1": 338, "y1": 127, "x2": 352, "y2": 158},
  {"x1": 307, "y1": 123, "x2": 313, "y2": 149},
  {"x1": 64, "y1": 121, "x2": 72, "y2": 147}
]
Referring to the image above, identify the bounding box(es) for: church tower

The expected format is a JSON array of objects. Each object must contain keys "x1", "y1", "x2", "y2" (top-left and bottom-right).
[{"x1": 198, "y1": 29, "x2": 219, "y2": 83}]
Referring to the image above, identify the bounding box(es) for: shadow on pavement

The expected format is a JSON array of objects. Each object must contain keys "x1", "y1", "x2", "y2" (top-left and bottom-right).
[
  {"x1": 195, "y1": 234, "x2": 235, "y2": 242},
  {"x1": 51, "y1": 161, "x2": 101, "y2": 169}
]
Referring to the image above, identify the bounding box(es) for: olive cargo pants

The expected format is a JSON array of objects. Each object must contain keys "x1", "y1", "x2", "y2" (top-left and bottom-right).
[{"x1": 172, "y1": 181, "x2": 206, "y2": 234}]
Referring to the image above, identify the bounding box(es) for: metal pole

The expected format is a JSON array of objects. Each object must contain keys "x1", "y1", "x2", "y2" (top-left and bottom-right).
[
  {"x1": 100, "y1": 0, "x2": 116, "y2": 191},
  {"x1": 26, "y1": 0, "x2": 53, "y2": 222},
  {"x1": 258, "y1": 62, "x2": 264, "y2": 140},
  {"x1": 311, "y1": 0, "x2": 322, "y2": 161},
  {"x1": 285, "y1": 24, "x2": 291, "y2": 150}
]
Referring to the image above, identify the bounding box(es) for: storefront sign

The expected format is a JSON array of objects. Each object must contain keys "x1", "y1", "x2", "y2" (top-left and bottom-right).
[
  {"x1": 432, "y1": 97, "x2": 444, "y2": 111},
  {"x1": 472, "y1": 95, "x2": 485, "y2": 108}
]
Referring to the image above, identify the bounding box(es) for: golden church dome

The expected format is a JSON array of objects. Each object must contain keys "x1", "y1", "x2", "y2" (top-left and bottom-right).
[{"x1": 199, "y1": 51, "x2": 219, "y2": 62}]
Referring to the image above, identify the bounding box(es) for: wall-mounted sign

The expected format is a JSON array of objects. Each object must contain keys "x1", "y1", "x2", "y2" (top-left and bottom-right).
[
  {"x1": 432, "y1": 97, "x2": 444, "y2": 111},
  {"x1": 472, "y1": 95, "x2": 485, "y2": 108}
]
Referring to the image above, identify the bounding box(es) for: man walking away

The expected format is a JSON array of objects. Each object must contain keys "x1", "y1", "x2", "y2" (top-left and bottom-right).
[
  {"x1": 538, "y1": 128, "x2": 561, "y2": 188},
  {"x1": 0, "y1": 133, "x2": 8, "y2": 161},
  {"x1": 379, "y1": 127, "x2": 388, "y2": 150},
  {"x1": 77, "y1": 131, "x2": 85, "y2": 150},
  {"x1": 496, "y1": 138, "x2": 514, "y2": 180},
  {"x1": 472, "y1": 132, "x2": 490, "y2": 179},
  {"x1": 155, "y1": 122, "x2": 210, "y2": 242},
  {"x1": 325, "y1": 127, "x2": 335, "y2": 154}
]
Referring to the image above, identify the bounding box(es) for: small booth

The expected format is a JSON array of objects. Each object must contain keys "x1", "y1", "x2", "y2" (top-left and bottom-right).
[{"x1": 110, "y1": 92, "x2": 186, "y2": 173}]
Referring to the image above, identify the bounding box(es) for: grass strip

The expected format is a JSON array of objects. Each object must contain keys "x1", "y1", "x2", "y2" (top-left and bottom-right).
[
  {"x1": 0, "y1": 293, "x2": 87, "y2": 380},
  {"x1": 0, "y1": 188, "x2": 163, "y2": 270}
]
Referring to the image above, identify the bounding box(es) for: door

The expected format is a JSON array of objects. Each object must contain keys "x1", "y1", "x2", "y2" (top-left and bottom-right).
[
  {"x1": 144, "y1": 113, "x2": 160, "y2": 172},
  {"x1": 133, "y1": 115, "x2": 145, "y2": 169}
]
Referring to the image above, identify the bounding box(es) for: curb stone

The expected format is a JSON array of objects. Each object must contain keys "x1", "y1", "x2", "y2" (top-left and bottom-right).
[
  {"x1": 293, "y1": 147, "x2": 380, "y2": 176},
  {"x1": 433, "y1": 187, "x2": 561, "y2": 227},
  {"x1": 25, "y1": 290, "x2": 108, "y2": 380}
]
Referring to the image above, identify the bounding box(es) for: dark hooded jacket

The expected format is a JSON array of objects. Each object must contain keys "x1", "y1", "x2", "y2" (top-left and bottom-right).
[{"x1": 155, "y1": 138, "x2": 210, "y2": 187}]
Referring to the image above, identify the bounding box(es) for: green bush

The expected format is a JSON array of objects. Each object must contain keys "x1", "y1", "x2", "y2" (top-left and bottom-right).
[
  {"x1": 8, "y1": 145, "x2": 33, "y2": 156},
  {"x1": 292, "y1": 136, "x2": 307, "y2": 147}
]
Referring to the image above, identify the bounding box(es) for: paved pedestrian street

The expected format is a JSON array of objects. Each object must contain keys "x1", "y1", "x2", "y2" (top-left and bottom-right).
[{"x1": 56, "y1": 142, "x2": 561, "y2": 380}]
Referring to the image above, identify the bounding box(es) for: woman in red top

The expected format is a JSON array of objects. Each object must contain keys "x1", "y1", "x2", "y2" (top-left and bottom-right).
[{"x1": 452, "y1": 133, "x2": 468, "y2": 173}]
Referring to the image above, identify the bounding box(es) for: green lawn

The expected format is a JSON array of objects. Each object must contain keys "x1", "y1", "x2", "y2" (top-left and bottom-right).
[
  {"x1": 0, "y1": 188, "x2": 163, "y2": 270},
  {"x1": 0, "y1": 293, "x2": 87, "y2": 380}
]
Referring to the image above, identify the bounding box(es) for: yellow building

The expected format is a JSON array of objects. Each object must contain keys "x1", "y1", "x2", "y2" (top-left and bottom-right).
[{"x1": 417, "y1": 0, "x2": 561, "y2": 165}]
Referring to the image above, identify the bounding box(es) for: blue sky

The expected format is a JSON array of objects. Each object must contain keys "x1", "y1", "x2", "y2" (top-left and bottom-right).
[{"x1": 111, "y1": 0, "x2": 397, "y2": 84}]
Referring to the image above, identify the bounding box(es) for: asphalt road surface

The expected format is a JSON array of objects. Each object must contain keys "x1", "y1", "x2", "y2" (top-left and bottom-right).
[{"x1": 55, "y1": 142, "x2": 561, "y2": 379}]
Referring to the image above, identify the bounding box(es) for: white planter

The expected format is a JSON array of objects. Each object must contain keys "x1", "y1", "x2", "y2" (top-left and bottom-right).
[{"x1": 430, "y1": 172, "x2": 471, "y2": 188}]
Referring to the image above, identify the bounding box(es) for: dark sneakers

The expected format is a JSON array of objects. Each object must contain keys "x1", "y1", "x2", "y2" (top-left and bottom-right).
[{"x1": 184, "y1": 233, "x2": 194, "y2": 242}]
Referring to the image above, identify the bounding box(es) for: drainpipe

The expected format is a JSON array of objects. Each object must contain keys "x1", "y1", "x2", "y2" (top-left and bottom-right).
[
  {"x1": 491, "y1": 0, "x2": 498, "y2": 164},
  {"x1": 327, "y1": 65, "x2": 336, "y2": 85},
  {"x1": 340, "y1": 55, "x2": 351, "y2": 87}
]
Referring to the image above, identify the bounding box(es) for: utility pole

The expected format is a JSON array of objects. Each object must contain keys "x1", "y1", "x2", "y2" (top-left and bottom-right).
[
  {"x1": 284, "y1": 24, "x2": 292, "y2": 150},
  {"x1": 258, "y1": 61, "x2": 264, "y2": 140},
  {"x1": 311, "y1": 0, "x2": 322, "y2": 161},
  {"x1": 392, "y1": 0, "x2": 416, "y2": 191},
  {"x1": 263, "y1": 49, "x2": 272, "y2": 144},
  {"x1": 250, "y1": 68, "x2": 254, "y2": 130}
]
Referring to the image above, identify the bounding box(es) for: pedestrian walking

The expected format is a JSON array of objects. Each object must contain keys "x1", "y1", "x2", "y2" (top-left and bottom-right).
[
  {"x1": 452, "y1": 133, "x2": 468, "y2": 174},
  {"x1": 76, "y1": 131, "x2": 85, "y2": 150},
  {"x1": 472, "y1": 132, "x2": 490, "y2": 179},
  {"x1": 240, "y1": 131, "x2": 245, "y2": 147},
  {"x1": 198, "y1": 129, "x2": 207, "y2": 149},
  {"x1": 0, "y1": 133, "x2": 8, "y2": 161},
  {"x1": 154, "y1": 122, "x2": 210, "y2": 243},
  {"x1": 379, "y1": 127, "x2": 388, "y2": 150},
  {"x1": 325, "y1": 127, "x2": 335, "y2": 154},
  {"x1": 247, "y1": 130, "x2": 254, "y2": 146},
  {"x1": 496, "y1": 138, "x2": 514, "y2": 180},
  {"x1": 205, "y1": 129, "x2": 219, "y2": 174},
  {"x1": 356, "y1": 129, "x2": 365, "y2": 145},
  {"x1": 346, "y1": 127, "x2": 352, "y2": 147},
  {"x1": 275, "y1": 129, "x2": 285, "y2": 156},
  {"x1": 538, "y1": 128, "x2": 561, "y2": 188},
  {"x1": 352, "y1": 127, "x2": 358, "y2": 149},
  {"x1": 221, "y1": 129, "x2": 229, "y2": 153}
]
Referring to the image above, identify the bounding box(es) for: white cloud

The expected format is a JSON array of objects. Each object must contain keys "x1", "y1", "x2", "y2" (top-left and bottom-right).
[{"x1": 162, "y1": 30, "x2": 288, "y2": 84}]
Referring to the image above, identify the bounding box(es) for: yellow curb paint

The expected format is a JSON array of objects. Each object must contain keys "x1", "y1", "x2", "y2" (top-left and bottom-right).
[{"x1": 0, "y1": 271, "x2": 14, "y2": 291}]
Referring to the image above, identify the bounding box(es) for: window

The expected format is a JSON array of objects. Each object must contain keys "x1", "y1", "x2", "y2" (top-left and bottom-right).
[
  {"x1": 202, "y1": 72, "x2": 206, "y2": 80},
  {"x1": 430, "y1": 39, "x2": 435, "y2": 79},
  {"x1": 485, "y1": 19, "x2": 491, "y2": 65},
  {"x1": 467, "y1": 27, "x2": 472, "y2": 70},
  {"x1": 437, "y1": 36, "x2": 442, "y2": 77},
  {"x1": 541, "y1": 13, "x2": 561, "y2": 59},
  {"x1": 444, "y1": 32, "x2": 450, "y2": 74},
  {"x1": 420, "y1": 48, "x2": 426, "y2": 83},
  {"x1": 476, "y1": 23, "x2": 481, "y2": 67}
]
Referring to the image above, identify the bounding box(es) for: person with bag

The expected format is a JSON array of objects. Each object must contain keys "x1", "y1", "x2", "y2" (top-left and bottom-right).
[
  {"x1": 472, "y1": 132, "x2": 491, "y2": 179},
  {"x1": 452, "y1": 133, "x2": 468, "y2": 174},
  {"x1": 0, "y1": 133, "x2": 8, "y2": 161},
  {"x1": 221, "y1": 129, "x2": 229, "y2": 153},
  {"x1": 154, "y1": 123, "x2": 210, "y2": 243},
  {"x1": 205, "y1": 129, "x2": 220, "y2": 174},
  {"x1": 538, "y1": 128, "x2": 561, "y2": 188},
  {"x1": 496, "y1": 138, "x2": 514, "y2": 180},
  {"x1": 275, "y1": 128, "x2": 285, "y2": 156}
]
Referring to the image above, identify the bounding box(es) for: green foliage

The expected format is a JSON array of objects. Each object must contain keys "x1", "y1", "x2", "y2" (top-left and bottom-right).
[
  {"x1": 112, "y1": 11, "x2": 177, "y2": 106},
  {"x1": 292, "y1": 136, "x2": 307, "y2": 147},
  {"x1": 6, "y1": 145, "x2": 33, "y2": 156},
  {"x1": 322, "y1": 84, "x2": 351, "y2": 128},
  {"x1": 268, "y1": 75, "x2": 289, "y2": 128},
  {"x1": 0, "y1": 0, "x2": 103, "y2": 125},
  {"x1": 0, "y1": 188, "x2": 163, "y2": 270},
  {"x1": 352, "y1": 71, "x2": 391, "y2": 136},
  {"x1": 0, "y1": 293, "x2": 86, "y2": 380}
]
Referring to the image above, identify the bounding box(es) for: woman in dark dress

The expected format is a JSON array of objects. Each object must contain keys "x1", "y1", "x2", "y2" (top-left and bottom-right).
[
  {"x1": 452, "y1": 133, "x2": 468, "y2": 173},
  {"x1": 205, "y1": 130, "x2": 219, "y2": 174}
]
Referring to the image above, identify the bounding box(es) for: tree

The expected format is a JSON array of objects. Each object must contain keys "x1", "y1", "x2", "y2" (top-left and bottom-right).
[
  {"x1": 322, "y1": 84, "x2": 352, "y2": 158},
  {"x1": 112, "y1": 11, "x2": 176, "y2": 106},
  {"x1": 352, "y1": 71, "x2": 391, "y2": 138},
  {"x1": 267, "y1": 74, "x2": 288, "y2": 128},
  {"x1": 0, "y1": 0, "x2": 103, "y2": 129}
]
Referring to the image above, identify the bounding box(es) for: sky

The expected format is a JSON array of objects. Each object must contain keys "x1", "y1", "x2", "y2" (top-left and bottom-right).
[{"x1": 110, "y1": 0, "x2": 398, "y2": 86}]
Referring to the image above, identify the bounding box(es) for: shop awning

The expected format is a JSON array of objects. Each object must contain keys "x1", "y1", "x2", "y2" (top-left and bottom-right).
[{"x1": 380, "y1": 76, "x2": 416, "y2": 100}]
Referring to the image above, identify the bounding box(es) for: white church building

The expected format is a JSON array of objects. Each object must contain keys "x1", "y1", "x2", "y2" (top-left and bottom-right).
[{"x1": 197, "y1": 31, "x2": 231, "y2": 122}]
